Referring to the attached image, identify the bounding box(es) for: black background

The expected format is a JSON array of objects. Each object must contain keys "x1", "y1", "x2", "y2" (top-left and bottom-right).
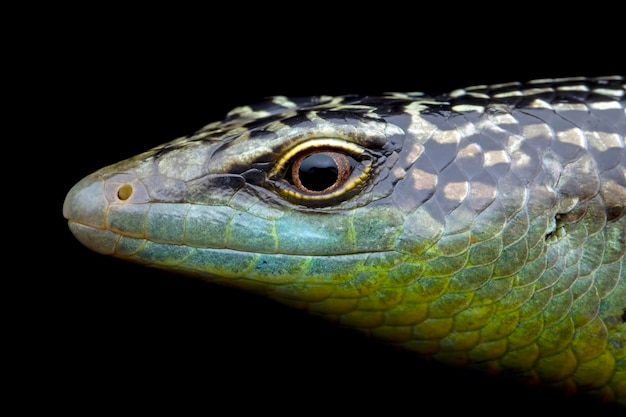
[{"x1": 41, "y1": 7, "x2": 624, "y2": 414}]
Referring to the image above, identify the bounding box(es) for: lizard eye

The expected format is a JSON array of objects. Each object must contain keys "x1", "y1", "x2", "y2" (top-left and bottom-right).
[
  {"x1": 290, "y1": 148, "x2": 355, "y2": 194},
  {"x1": 268, "y1": 139, "x2": 373, "y2": 206}
]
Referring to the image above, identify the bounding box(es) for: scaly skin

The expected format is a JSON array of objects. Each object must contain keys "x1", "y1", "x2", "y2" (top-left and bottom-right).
[{"x1": 63, "y1": 76, "x2": 625, "y2": 405}]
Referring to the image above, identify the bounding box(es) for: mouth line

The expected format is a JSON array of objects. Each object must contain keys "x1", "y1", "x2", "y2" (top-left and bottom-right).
[
  {"x1": 67, "y1": 219, "x2": 105, "y2": 229},
  {"x1": 66, "y1": 220, "x2": 122, "y2": 255},
  {"x1": 67, "y1": 219, "x2": 399, "y2": 259}
]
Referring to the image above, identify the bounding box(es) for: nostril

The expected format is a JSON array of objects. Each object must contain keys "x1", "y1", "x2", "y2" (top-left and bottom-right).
[
  {"x1": 104, "y1": 174, "x2": 149, "y2": 204},
  {"x1": 117, "y1": 184, "x2": 133, "y2": 200}
]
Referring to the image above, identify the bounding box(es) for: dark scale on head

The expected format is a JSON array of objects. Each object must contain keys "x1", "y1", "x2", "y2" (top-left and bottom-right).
[
  {"x1": 152, "y1": 142, "x2": 183, "y2": 160},
  {"x1": 238, "y1": 115, "x2": 286, "y2": 134}
]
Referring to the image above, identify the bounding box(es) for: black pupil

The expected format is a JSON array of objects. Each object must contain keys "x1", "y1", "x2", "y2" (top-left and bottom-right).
[{"x1": 299, "y1": 153, "x2": 338, "y2": 191}]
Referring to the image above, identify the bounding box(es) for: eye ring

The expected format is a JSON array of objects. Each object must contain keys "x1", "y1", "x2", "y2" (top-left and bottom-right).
[
  {"x1": 267, "y1": 138, "x2": 373, "y2": 206},
  {"x1": 290, "y1": 148, "x2": 354, "y2": 194}
]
